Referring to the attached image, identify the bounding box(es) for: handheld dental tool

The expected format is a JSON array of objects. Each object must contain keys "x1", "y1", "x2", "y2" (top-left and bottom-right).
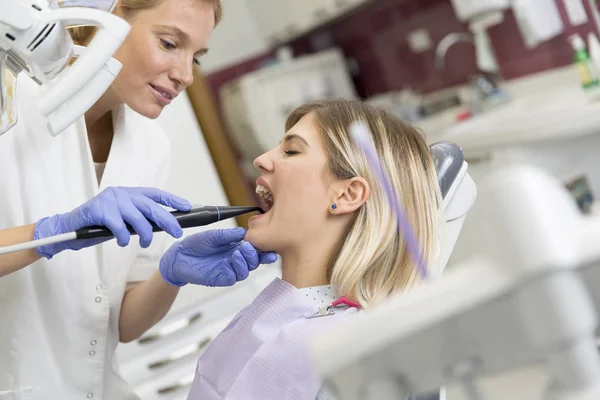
[
  {"x1": 0, "y1": 206, "x2": 264, "y2": 255},
  {"x1": 349, "y1": 122, "x2": 430, "y2": 281}
]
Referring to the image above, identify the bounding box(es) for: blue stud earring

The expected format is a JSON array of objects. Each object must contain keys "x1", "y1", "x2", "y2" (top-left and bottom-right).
[{"x1": 330, "y1": 203, "x2": 337, "y2": 210}]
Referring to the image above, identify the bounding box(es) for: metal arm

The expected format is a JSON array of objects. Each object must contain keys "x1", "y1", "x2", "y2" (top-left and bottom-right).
[{"x1": 0, "y1": 0, "x2": 130, "y2": 136}]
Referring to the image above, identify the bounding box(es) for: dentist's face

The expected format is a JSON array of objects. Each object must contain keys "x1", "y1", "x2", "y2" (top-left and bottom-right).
[
  {"x1": 246, "y1": 113, "x2": 336, "y2": 253},
  {"x1": 111, "y1": 0, "x2": 215, "y2": 118}
]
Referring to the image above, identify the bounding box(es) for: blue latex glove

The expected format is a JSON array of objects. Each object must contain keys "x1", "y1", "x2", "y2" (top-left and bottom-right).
[
  {"x1": 159, "y1": 228, "x2": 278, "y2": 287},
  {"x1": 35, "y1": 187, "x2": 191, "y2": 259}
]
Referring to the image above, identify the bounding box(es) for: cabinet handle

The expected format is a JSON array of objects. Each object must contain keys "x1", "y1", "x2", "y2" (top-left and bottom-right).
[
  {"x1": 149, "y1": 337, "x2": 212, "y2": 370},
  {"x1": 157, "y1": 380, "x2": 192, "y2": 395}
]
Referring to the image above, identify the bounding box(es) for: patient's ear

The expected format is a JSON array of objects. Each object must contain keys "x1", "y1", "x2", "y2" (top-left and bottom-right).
[{"x1": 330, "y1": 177, "x2": 370, "y2": 215}]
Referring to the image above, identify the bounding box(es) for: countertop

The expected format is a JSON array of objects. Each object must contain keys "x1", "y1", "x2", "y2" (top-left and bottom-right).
[{"x1": 414, "y1": 66, "x2": 600, "y2": 154}]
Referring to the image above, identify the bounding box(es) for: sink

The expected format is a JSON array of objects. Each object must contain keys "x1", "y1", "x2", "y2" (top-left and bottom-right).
[
  {"x1": 440, "y1": 86, "x2": 600, "y2": 151},
  {"x1": 417, "y1": 66, "x2": 600, "y2": 152}
]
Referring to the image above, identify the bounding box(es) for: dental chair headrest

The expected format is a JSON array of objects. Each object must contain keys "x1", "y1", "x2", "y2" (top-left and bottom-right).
[
  {"x1": 430, "y1": 141, "x2": 465, "y2": 201},
  {"x1": 429, "y1": 141, "x2": 477, "y2": 275}
]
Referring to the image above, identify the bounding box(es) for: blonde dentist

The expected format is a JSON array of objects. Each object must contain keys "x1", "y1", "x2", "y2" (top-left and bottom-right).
[{"x1": 0, "y1": 1, "x2": 277, "y2": 399}]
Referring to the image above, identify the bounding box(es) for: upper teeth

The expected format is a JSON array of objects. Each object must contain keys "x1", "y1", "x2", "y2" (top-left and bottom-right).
[{"x1": 256, "y1": 184, "x2": 274, "y2": 203}]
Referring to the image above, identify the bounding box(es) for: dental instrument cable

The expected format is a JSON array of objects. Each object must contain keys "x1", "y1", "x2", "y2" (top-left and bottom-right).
[
  {"x1": 0, "y1": 206, "x2": 264, "y2": 256},
  {"x1": 349, "y1": 122, "x2": 430, "y2": 281}
]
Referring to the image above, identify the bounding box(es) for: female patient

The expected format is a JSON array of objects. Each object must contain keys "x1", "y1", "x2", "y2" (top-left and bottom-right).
[{"x1": 187, "y1": 99, "x2": 441, "y2": 399}]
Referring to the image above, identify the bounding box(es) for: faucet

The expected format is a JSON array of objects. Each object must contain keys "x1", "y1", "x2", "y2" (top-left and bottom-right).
[
  {"x1": 435, "y1": 32, "x2": 505, "y2": 115},
  {"x1": 435, "y1": 32, "x2": 474, "y2": 71}
]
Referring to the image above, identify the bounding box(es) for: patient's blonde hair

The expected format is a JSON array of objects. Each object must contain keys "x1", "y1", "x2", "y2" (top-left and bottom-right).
[
  {"x1": 69, "y1": 0, "x2": 222, "y2": 46},
  {"x1": 286, "y1": 99, "x2": 441, "y2": 308}
]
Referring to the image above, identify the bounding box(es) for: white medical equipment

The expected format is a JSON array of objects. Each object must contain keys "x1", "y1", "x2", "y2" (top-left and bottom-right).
[
  {"x1": 220, "y1": 48, "x2": 357, "y2": 179},
  {"x1": 0, "y1": 0, "x2": 130, "y2": 136},
  {"x1": 450, "y1": 0, "x2": 511, "y2": 22},
  {"x1": 113, "y1": 142, "x2": 475, "y2": 400},
  {"x1": 311, "y1": 163, "x2": 600, "y2": 400}
]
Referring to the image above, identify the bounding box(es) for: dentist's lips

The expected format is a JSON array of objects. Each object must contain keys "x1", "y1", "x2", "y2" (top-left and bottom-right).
[{"x1": 149, "y1": 84, "x2": 176, "y2": 105}]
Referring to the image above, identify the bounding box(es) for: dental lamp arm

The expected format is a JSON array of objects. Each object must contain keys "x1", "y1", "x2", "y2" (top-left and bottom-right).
[
  {"x1": 0, "y1": 0, "x2": 130, "y2": 136},
  {"x1": 46, "y1": 46, "x2": 122, "y2": 136},
  {"x1": 36, "y1": 6, "x2": 130, "y2": 115}
]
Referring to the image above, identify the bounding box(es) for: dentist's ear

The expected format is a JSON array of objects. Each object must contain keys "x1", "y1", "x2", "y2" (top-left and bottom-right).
[{"x1": 329, "y1": 177, "x2": 370, "y2": 215}]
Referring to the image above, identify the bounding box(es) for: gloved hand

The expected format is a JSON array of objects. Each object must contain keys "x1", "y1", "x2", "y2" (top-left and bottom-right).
[
  {"x1": 159, "y1": 228, "x2": 278, "y2": 287},
  {"x1": 35, "y1": 187, "x2": 191, "y2": 259}
]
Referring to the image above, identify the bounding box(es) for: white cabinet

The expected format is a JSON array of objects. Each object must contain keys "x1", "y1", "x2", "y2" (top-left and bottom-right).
[{"x1": 250, "y1": 0, "x2": 371, "y2": 45}]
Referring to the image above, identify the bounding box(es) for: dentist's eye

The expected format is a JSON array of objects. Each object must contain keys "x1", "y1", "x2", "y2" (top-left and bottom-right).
[
  {"x1": 160, "y1": 39, "x2": 176, "y2": 50},
  {"x1": 284, "y1": 150, "x2": 300, "y2": 156}
]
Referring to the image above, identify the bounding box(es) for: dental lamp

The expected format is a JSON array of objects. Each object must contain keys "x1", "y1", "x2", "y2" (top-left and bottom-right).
[
  {"x1": 310, "y1": 163, "x2": 600, "y2": 400},
  {"x1": 0, "y1": 0, "x2": 130, "y2": 136}
]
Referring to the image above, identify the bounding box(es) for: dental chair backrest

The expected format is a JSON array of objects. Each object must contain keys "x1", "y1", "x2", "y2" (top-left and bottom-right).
[
  {"x1": 406, "y1": 142, "x2": 477, "y2": 400},
  {"x1": 430, "y1": 141, "x2": 477, "y2": 275}
]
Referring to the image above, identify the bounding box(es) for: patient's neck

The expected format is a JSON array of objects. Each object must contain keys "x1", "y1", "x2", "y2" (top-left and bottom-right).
[
  {"x1": 280, "y1": 233, "x2": 342, "y2": 289},
  {"x1": 281, "y1": 256, "x2": 329, "y2": 289}
]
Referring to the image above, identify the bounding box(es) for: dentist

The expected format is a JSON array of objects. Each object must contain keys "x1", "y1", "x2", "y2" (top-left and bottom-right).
[{"x1": 0, "y1": 1, "x2": 275, "y2": 400}]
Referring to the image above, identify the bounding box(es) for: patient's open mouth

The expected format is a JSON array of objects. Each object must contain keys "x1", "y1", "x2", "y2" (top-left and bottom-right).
[{"x1": 256, "y1": 184, "x2": 274, "y2": 212}]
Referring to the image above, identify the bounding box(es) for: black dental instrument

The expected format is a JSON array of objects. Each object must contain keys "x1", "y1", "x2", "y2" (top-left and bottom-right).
[
  {"x1": 75, "y1": 206, "x2": 265, "y2": 240},
  {"x1": 0, "y1": 206, "x2": 264, "y2": 256}
]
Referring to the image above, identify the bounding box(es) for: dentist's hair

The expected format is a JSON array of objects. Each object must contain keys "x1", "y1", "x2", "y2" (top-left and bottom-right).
[
  {"x1": 69, "y1": 0, "x2": 222, "y2": 45},
  {"x1": 286, "y1": 99, "x2": 441, "y2": 307}
]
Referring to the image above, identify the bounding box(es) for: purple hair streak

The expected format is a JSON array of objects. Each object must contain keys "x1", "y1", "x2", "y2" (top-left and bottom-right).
[{"x1": 350, "y1": 122, "x2": 430, "y2": 281}]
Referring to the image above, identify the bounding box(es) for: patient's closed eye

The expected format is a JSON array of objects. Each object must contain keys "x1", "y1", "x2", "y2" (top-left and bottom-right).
[{"x1": 284, "y1": 150, "x2": 300, "y2": 156}]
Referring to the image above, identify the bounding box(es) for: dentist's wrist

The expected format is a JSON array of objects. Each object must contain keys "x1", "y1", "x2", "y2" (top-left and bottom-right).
[
  {"x1": 159, "y1": 241, "x2": 187, "y2": 287},
  {"x1": 34, "y1": 215, "x2": 67, "y2": 259}
]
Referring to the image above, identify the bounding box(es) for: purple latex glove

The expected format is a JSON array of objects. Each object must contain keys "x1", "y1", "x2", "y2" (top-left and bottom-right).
[
  {"x1": 159, "y1": 228, "x2": 278, "y2": 287},
  {"x1": 35, "y1": 187, "x2": 191, "y2": 259}
]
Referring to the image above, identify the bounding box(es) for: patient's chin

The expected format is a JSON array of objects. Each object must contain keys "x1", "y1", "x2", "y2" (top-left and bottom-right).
[{"x1": 244, "y1": 229, "x2": 276, "y2": 253}]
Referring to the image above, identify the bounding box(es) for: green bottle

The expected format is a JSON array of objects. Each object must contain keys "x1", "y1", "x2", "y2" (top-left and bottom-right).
[{"x1": 570, "y1": 34, "x2": 599, "y2": 89}]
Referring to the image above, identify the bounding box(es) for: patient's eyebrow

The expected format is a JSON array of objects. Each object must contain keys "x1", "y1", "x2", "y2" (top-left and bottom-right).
[{"x1": 283, "y1": 134, "x2": 311, "y2": 147}]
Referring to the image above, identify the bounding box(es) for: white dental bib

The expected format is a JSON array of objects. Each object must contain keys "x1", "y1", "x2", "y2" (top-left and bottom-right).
[{"x1": 187, "y1": 278, "x2": 357, "y2": 400}]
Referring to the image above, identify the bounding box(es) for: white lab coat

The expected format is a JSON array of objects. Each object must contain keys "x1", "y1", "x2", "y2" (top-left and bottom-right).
[{"x1": 0, "y1": 75, "x2": 173, "y2": 400}]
